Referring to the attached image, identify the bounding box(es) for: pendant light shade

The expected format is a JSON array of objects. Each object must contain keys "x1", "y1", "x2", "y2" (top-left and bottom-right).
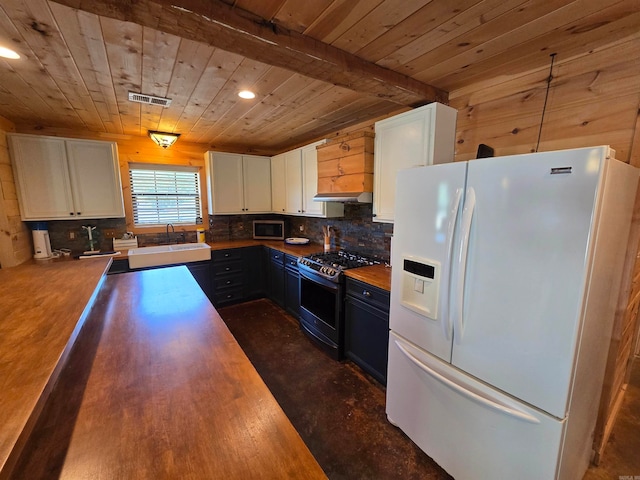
[{"x1": 148, "y1": 130, "x2": 181, "y2": 149}]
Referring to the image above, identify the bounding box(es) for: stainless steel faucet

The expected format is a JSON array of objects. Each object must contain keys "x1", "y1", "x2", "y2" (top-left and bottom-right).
[{"x1": 166, "y1": 223, "x2": 175, "y2": 244}]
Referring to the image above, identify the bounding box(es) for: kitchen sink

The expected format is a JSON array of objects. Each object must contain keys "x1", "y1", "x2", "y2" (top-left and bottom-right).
[{"x1": 128, "y1": 243, "x2": 211, "y2": 269}]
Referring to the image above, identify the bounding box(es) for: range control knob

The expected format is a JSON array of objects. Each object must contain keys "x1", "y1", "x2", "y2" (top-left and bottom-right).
[{"x1": 321, "y1": 266, "x2": 336, "y2": 276}]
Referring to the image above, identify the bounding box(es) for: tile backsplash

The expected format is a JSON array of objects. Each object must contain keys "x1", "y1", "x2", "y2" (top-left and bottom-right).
[{"x1": 46, "y1": 203, "x2": 392, "y2": 261}]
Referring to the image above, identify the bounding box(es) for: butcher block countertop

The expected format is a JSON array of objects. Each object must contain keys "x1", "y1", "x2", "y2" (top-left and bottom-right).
[
  {"x1": 344, "y1": 264, "x2": 392, "y2": 291},
  {"x1": 0, "y1": 257, "x2": 111, "y2": 476},
  {"x1": 1, "y1": 261, "x2": 325, "y2": 479}
]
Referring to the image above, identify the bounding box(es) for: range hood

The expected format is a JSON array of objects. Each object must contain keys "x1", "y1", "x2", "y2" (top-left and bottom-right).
[
  {"x1": 316, "y1": 131, "x2": 375, "y2": 204},
  {"x1": 313, "y1": 192, "x2": 372, "y2": 203}
]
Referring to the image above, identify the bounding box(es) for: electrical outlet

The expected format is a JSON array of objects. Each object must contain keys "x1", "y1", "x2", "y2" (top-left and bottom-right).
[
  {"x1": 69, "y1": 232, "x2": 75, "y2": 240},
  {"x1": 238, "y1": 223, "x2": 244, "y2": 230},
  {"x1": 299, "y1": 225, "x2": 304, "y2": 232},
  {"x1": 103, "y1": 228, "x2": 117, "y2": 238}
]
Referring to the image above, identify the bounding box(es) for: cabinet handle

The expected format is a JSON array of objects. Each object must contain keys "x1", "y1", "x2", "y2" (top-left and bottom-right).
[
  {"x1": 224, "y1": 253, "x2": 230, "y2": 257},
  {"x1": 226, "y1": 280, "x2": 232, "y2": 285},
  {"x1": 226, "y1": 294, "x2": 233, "y2": 299},
  {"x1": 282, "y1": 209, "x2": 285, "y2": 212},
  {"x1": 363, "y1": 290, "x2": 372, "y2": 297},
  {"x1": 77, "y1": 212, "x2": 81, "y2": 215},
  {"x1": 274, "y1": 255, "x2": 280, "y2": 259},
  {"x1": 372, "y1": 213, "x2": 377, "y2": 218},
  {"x1": 69, "y1": 212, "x2": 74, "y2": 216}
]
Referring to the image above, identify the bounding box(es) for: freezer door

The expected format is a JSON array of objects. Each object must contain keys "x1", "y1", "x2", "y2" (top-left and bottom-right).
[
  {"x1": 390, "y1": 162, "x2": 467, "y2": 362},
  {"x1": 450, "y1": 148, "x2": 603, "y2": 418},
  {"x1": 387, "y1": 333, "x2": 565, "y2": 480}
]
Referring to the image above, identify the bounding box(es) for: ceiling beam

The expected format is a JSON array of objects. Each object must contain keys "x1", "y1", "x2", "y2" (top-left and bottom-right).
[{"x1": 49, "y1": 0, "x2": 448, "y2": 107}]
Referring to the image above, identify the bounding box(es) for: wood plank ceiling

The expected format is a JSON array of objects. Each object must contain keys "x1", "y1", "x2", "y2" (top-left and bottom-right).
[{"x1": 0, "y1": 0, "x2": 638, "y2": 155}]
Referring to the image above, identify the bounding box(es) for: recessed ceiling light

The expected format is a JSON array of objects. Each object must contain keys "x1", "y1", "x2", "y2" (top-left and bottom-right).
[
  {"x1": 0, "y1": 46, "x2": 20, "y2": 59},
  {"x1": 238, "y1": 90, "x2": 256, "y2": 99}
]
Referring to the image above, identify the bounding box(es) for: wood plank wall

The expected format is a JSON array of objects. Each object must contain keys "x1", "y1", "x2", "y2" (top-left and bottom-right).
[
  {"x1": 448, "y1": 34, "x2": 640, "y2": 165},
  {"x1": 0, "y1": 116, "x2": 32, "y2": 267}
]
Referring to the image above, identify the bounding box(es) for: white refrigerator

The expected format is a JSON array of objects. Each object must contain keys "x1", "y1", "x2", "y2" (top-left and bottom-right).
[{"x1": 386, "y1": 146, "x2": 638, "y2": 479}]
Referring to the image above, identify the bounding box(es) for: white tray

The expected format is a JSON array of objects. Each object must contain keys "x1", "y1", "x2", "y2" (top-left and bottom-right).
[{"x1": 285, "y1": 237, "x2": 310, "y2": 245}]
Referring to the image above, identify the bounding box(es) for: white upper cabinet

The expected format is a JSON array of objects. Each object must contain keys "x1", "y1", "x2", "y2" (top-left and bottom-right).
[
  {"x1": 373, "y1": 102, "x2": 457, "y2": 223},
  {"x1": 206, "y1": 152, "x2": 271, "y2": 214},
  {"x1": 272, "y1": 140, "x2": 343, "y2": 218},
  {"x1": 242, "y1": 155, "x2": 272, "y2": 212},
  {"x1": 9, "y1": 134, "x2": 124, "y2": 220},
  {"x1": 270, "y1": 153, "x2": 286, "y2": 213},
  {"x1": 66, "y1": 140, "x2": 125, "y2": 219},
  {"x1": 301, "y1": 141, "x2": 324, "y2": 217},
  {"x1": 284, "y1": 149, "x2": 303, "y2": 214}
]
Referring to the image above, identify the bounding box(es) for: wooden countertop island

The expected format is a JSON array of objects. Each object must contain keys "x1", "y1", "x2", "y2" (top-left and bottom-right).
[
  {"x1": 0, "y1": 257, "x2": 111, "y2": 477},
  {"x1": 2, "y1": 263, "x2": 325, "y2": 479}
]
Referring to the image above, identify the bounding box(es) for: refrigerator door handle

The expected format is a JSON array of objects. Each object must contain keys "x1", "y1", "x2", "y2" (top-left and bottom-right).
[
  {"x1": 394, "y1": 339, "x2": 541, "y2": 424},
  {"x1": 442, "y1": 188, "x2": 463, "y2": 340},
  {"x1": 452, "y1": 187, "x2": 476, "y2": 343}
]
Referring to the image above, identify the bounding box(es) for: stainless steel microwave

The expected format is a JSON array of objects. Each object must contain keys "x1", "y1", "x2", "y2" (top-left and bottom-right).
[{"x1": 253, "y1": 220, "x2": 285, "y2": 240}]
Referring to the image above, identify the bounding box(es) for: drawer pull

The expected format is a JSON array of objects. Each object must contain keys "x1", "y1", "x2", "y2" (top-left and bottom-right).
[
  {"x1": 226, "y1": 280, "x2": 232, "y2": 285},
  {"x1": 226, "y1": 294, "x2": 233, "y2": 299},
  {"x1": 362, "y1": 290, "x2": 372, "y2": 297},
  {"x1": 224, "y1": 253, "x2": 230, "y2": 257}
]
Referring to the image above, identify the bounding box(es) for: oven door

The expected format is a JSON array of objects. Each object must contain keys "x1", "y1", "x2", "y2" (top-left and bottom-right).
[{"x1": 299, "y1": 268, "x2": 343, "y2": 358}]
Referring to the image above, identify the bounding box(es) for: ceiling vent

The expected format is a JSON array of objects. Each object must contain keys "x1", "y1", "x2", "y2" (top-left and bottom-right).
[{"x1": 128, "y1": 92, "x2": 172, "y2": 107}]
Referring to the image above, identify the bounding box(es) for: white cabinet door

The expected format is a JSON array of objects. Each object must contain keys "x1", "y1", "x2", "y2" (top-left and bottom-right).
[
  {"x1": 10, "y1": 135, "x2": 74, "y2": 220},
  {"x1": 301, "y1": 142, "x2": 323, "y2": 217},
  {"x1": 209, "y1": 152, "x2": 245, "y2": 214},
  {"x1": 9, "y1": 134, "x2": 124, "y2": 220},
  {"x1": 66, "y1": 140, "x2": 124, "y2": 218},
  {"x1": 270, "y1": 153, "x2": 286, "y2": 213},
  {"x1": 242, "y1": 155, "x2": 271, "y2": 213},
  {"x1": 373, "y1": 103, "x2": 456, "y2": 223},
  {"x1": 284, "y1": 149, "x2": 303, "y2": 214}
]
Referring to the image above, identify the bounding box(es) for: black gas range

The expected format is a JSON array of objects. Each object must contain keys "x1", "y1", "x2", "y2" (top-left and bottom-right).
[
  {"x1": 298, "y1": 250, "x2": 381, "y2": 282},
  {"x1": 297, "y1": 250, "x2": 381, "y2": 359}
]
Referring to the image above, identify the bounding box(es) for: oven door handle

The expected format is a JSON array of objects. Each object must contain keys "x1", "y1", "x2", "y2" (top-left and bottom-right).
[{"x1": 299, "y1": 267, "x2": 340, "y2": 290}]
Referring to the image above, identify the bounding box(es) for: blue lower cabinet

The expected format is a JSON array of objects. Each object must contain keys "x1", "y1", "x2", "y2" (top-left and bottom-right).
[{"x1": 344, "y1": 278, "x2": 390, "y2": 385}]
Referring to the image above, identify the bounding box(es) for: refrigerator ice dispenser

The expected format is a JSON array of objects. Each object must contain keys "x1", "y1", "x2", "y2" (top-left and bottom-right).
[{"x1": 401, "y1": 257, "x2": 439, "y2": 320}]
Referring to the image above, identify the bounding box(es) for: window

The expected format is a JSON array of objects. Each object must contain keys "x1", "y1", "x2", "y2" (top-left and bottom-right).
[{"x1": 129, "y1": 164, "x2": 202, "y2": 226}]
